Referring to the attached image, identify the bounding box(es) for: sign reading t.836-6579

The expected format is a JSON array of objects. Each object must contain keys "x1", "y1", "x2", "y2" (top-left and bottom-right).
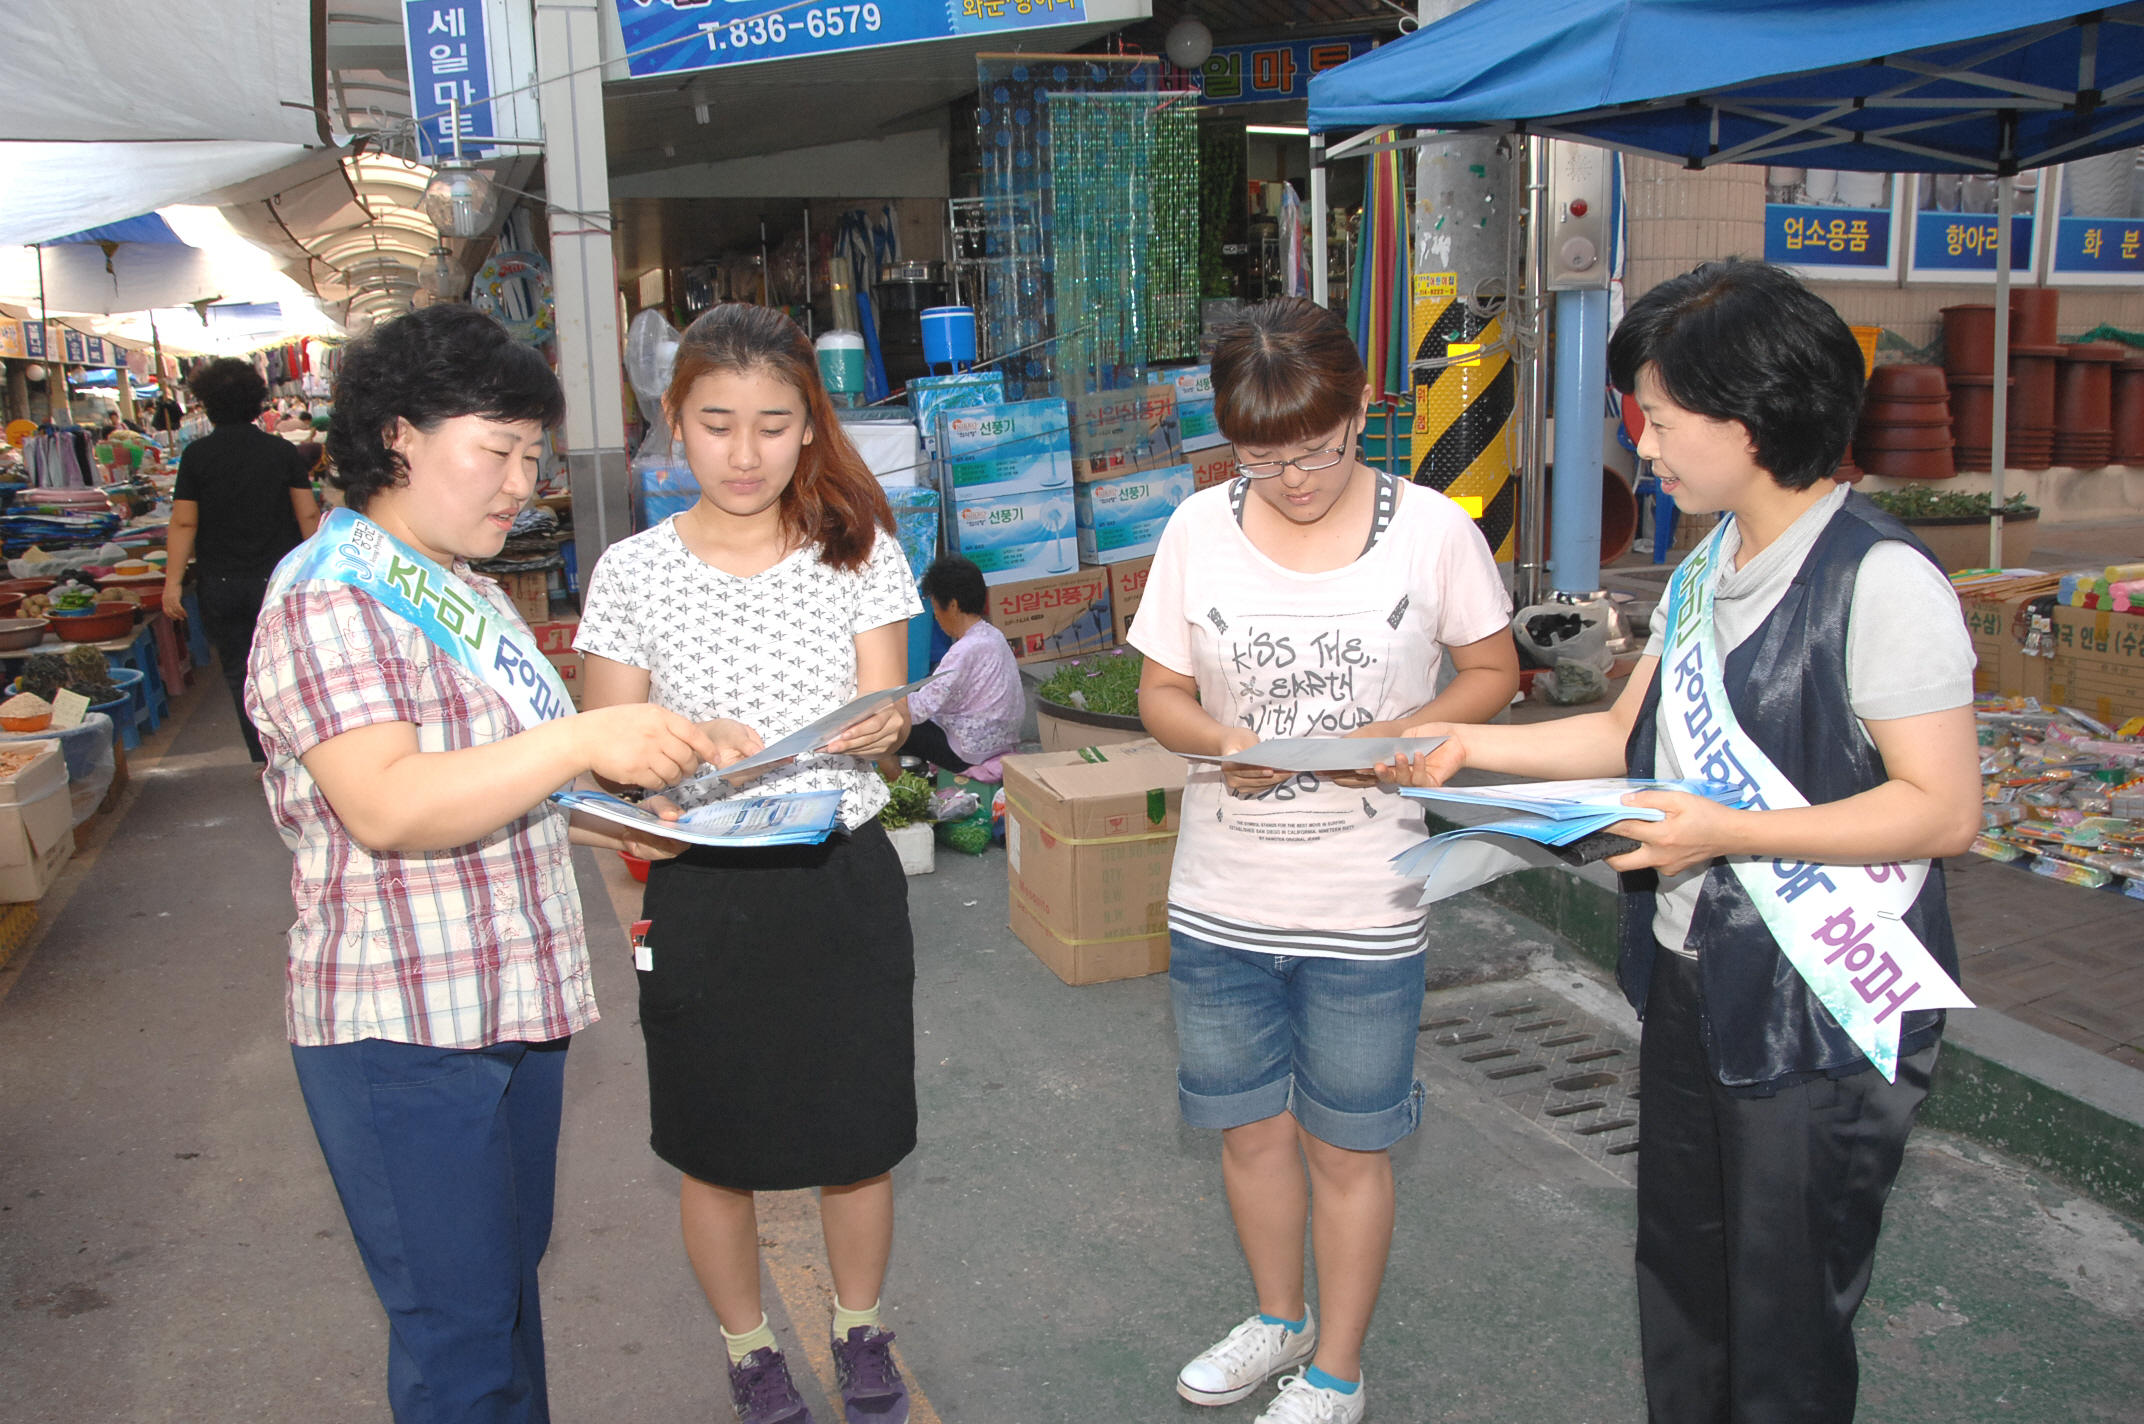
[{"x1": 614, "y1": 0, "x2": 1086, "y2": 78}]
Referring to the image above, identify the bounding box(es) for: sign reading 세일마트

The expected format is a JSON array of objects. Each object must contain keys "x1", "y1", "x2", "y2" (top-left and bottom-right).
[
  {"x1": 614, "y1": 0, "x2": 1087, "y2": 80},
  {"x1": 403, "y1": 0, "x2": 495, "y2": 159}
]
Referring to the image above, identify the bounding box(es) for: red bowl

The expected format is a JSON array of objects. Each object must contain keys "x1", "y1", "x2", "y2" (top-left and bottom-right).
[
  {"x1": 1857, "y1": 424, "x2": 1955, "y2": 451},
  {"x1": 1861, "y1": 400, "x2": 1954, "y2": 426},
  {"x1": 1867, "y1": 364, "x2": 1951, "y2": 400},
  {"x1": 1857, "y1": 445, "x2": 1957, "y2": 479},
  {"x1": 47, "y1": 605, "x2": 135, "y2": 642}
]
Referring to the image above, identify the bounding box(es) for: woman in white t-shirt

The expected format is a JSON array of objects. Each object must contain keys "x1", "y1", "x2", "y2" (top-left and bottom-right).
[
  {"x1": 573, "y1": 304, "x2": 924, "y2": 1424},
  {"x1": 1130, "y1": 298, "x2": 1518, "y2": 1424}
]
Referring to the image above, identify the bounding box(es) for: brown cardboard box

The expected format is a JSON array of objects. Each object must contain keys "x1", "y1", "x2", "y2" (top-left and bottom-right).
[
  {"x1": 1189, "y1": 441, "x2": 1237, "y2": 492},
  {"x1": 503, "y1": 572, "x2": 550, "y2": 623},
  {"x1": 526, "y1": 615, "x2": 580, "y2": 657},
  {"x1": 1002, "y1": 739, "x2": 1184, "y2": 984},
  {"x1": 987, "y1": 565, "x2": 1114, "y2": 665},
  {"x1": 2048, "y1": 604, "x2": 2144, "y2": 722},
  {"x1": 1069, "y1": 385, "x2": 1181, "y2": 481},
  {"x1": 1960, "y1": 592, "x2": 2052, "y2": 700},
  {"x1": 546, "y1": 651, "x2": 585, "y2": 707},
  {"x1": 1108, "y1": 555, "x2": 1153, "y2": 646},
  {"x1": 0, "y1": 780, "x2": 75, "y2": 902},
  {"x1": 0, "y1": 740, "x2": 68, "y2": 808}
]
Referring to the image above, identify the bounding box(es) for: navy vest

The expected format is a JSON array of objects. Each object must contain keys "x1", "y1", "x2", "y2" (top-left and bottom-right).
[{"x1": 1621, "y1": 492, "x2": 1957, "y2": 1092}]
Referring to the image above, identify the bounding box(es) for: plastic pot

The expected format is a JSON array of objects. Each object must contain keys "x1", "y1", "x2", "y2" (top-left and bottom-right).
[
  {"x1": 1945, "y1": 374, "x2": 2012, "y2": 451},
  {"x1": 2007, "y1": 345, "x2": 2063, "y2": 430},
  {"x1": 2112, "y1": 356, "x2": 2144, "y2": 464},
  {"x1": 2010, "y1": 286, "x2": 2060, "y2": 348},
  {"x1": 2054, "y1": 343, "x2": 2123, "y2": 437},
  {"x1": 1856, "y1": 423, "x2": 1956, "y2": 451},
  {"x1": 1855, "y1": 445, "x2": 1956, "y2": 479},
  {"x1": 1862, "y1": 399, "x2": 1955, "y2": 427},
  {"x1": 1940, "y1": 305, "x2": 1996, "y2": 376},
  {"x1": 1867, "y1": 364, "x2": 1950, "y2": 400}
]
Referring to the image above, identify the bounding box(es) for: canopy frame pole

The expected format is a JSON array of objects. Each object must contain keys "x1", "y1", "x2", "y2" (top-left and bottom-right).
[
  {"x1": 1991, "y1": 111, "x2": 2017, "y2": 569},
  {"x1": 1311, "y1": 132, "x2": 1331, "y2": 308},
  {"x1": 1515, "y1": 132, "x2": 1549, "y2": 608}
]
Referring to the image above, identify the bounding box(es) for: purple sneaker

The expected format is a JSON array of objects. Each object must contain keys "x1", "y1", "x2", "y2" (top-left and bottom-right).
[
  {"x1": 728, "y1": 1346, "x2": 814, "y2": 1424},
  {"x1": 830, "y1": 1326, "x2": 911, "y2": 1424}
]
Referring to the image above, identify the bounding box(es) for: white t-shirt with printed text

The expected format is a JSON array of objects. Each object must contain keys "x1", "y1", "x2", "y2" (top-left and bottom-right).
[{"x1": 1129, "y1": 479, "x2": 1512, "y2": 954}]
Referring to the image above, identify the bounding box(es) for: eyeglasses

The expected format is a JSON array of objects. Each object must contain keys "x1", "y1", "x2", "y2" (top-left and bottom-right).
[{"x1": 1234, "y1": 419, "x2": 1358, "y2": 479}]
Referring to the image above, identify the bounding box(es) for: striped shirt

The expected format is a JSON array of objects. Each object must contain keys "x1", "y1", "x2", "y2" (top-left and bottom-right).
[{"x1": 246, "y1": 579, "x2": 596, "y2": 1049}]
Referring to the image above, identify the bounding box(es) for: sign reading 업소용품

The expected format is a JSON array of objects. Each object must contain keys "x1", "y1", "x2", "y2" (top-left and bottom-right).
[{"x1": 613, "y1": 0, "x2": 1087, "y2": 80}]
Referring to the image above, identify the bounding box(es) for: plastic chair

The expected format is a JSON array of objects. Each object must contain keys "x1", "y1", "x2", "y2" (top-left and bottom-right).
[{"x1": 180, "y1": 588, "x2": 213, "y2": 667}]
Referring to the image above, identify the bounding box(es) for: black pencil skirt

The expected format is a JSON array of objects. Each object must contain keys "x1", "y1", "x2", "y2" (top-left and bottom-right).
[{"x1": 638, "y1": 819, "x2": 917, "y2": 1191}]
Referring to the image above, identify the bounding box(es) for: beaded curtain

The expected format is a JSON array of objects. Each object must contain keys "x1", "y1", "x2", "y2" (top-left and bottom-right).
[{"x1": 975, "y1": 56, "x2": 1197, "y2": 398}]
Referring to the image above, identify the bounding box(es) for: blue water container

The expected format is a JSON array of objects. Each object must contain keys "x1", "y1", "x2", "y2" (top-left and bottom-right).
[{"x1": 920, "y1": 306, "x2": 977, "y2": 371}]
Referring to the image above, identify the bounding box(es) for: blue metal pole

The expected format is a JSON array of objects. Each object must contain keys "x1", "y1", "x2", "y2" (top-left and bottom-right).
[{"x1": 1550, "y1": 287, "x2": 1608, "y2": 592}]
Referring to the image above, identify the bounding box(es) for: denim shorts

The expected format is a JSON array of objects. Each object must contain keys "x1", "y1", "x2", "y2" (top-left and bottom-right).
[{"x1": 1169, "y1": 930, "x2": 1427, "y2": 1152}]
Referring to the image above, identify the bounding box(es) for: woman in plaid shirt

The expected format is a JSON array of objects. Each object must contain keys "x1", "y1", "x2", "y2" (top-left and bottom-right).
[{"x1": 246, "y1": 306, "x2": 744, "y2": 1424}]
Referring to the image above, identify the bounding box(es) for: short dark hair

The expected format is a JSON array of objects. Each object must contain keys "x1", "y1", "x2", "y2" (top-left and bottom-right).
[
  {"x1": 326, "y1": 304, "x2": 565, "y2": 512},
  {"x1": 921, "y1": 554, "x2": 988, "y2": 617},
  {"x1": 189, "y1": 358, "x2": 267, "y2": 426},
  {"x1": 1210, "y1": 296, "x2": 1366, "y2": 450},
  {"x1": 1607, "y1": 259, "x2": 1863, "y2": 491}
]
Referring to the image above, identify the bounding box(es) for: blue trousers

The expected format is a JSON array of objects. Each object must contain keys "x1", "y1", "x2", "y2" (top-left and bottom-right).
[{"x1": 291, "y1": 1037, "x2": 570, "y2": 1424}]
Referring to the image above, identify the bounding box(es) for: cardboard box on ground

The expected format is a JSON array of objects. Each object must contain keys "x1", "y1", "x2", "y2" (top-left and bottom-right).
[
  {"x1": 1109, "y1": 555, "x2": 1151, "y2": 646},
  {"x1": 526, "y1": 616, "x2": 584, "y2": 707},
  {"x1": 2049, "y1": 603, "x2": 2144, "y2": 723},
  {"x1": 987, "y1": 566, "x2": 1113, "y2": 665},
  {"x1": 1960, "y1": 592, "x2": 2053, "y2": 702},
  {"x1": 1001, "y1": 738, "x2": 1185, "y2": 985},
  {"x1": 0, "y1": 741, "x2": 73, "y2": 901}
]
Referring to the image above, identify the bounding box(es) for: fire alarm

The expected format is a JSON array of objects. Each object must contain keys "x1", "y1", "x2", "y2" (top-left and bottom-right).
[{"x1": 1569, "y1": 198, "x2": 1589, "y2": 218}]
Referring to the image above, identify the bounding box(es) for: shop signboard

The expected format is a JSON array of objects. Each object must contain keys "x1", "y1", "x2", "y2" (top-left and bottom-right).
[
  {"x1": 2045, "y1": 156, "x2": 2144, "y2": 287},
  {"x1": 0, "y1": 318, "x2": 22, "y2": 359},
  {"x1": 1194, "y1": 36, "x2": 1371, "y2": 104},
  {"x1": 23, "y1": 321, "x2": 47, "y2": 361},
  {"x1": 83, "y1": 336, "x2": 107, "y2": 366},
  {"x1": 614, "y1": 0, "x2": 1086, "y2": 79},
  {"x1": 62, "y1": 329, "x2": 85, "y2": 364},
  {"x1": 403, "y1": 0, "x2": 495, "y2": 158},
  {"x1": 1906, "y1": 175, "x2": 2041, "y2": 283}
]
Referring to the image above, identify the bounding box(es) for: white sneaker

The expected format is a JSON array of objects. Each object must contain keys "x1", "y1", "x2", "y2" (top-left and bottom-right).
[
  {"x1": 1176, "y1": 1312, "x2": 1318, "y2": 1406},
  {"x1": 1255, "y1": 1372, "x2": 1367, "y2": 1424}
]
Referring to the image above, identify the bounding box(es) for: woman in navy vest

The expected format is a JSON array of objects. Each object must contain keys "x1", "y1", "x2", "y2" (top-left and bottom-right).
[{"x1": 1380, "y1": 259, "x2": 1981, "y2": 1422}]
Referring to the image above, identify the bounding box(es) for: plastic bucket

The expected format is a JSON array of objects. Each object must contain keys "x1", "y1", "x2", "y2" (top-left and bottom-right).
[
  {"x1": 920, "y1": 307, "x2": 977, "y2": 370},
  {"x1": 815, "y1": 330, "x2": 867, "y2": 399}
]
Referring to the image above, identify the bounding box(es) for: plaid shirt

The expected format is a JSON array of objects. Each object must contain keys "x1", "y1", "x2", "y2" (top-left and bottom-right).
[{"x1": 246, "y1": 576, "x2": 596, "y2": 1049}]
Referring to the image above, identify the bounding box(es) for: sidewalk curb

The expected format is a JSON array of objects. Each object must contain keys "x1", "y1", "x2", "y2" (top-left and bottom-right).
[{"x1": 1423, "y1": 808, "x2": 2144, "y2": 1218}]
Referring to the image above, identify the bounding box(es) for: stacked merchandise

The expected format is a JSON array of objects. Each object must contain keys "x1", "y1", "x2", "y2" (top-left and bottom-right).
[
  {"x1": 1166, "y1": 364, "x2": 1236, "y2": 492},
  {"x1": 1, "y1": 489, "x2": 120, "y2": 556},
  {"x1": 1070, "y1": 382, "x2": 1189, "y2": 566},
  {"x1": 1854, "y1": 365, "x2": 1954, "y2": 479},
  {"x1": 1973, "y1": 698, "x2": 2144, "y2": 896},
  {"x1": 938, "y1": 397, "x2": 1077, "y2": 586},
  {"x1": 473, "y1": 505, "x2": 571, "y2": 615}
]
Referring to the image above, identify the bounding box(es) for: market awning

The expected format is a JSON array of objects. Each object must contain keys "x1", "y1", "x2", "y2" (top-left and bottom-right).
[{"x1": 1308, "y1": 0, "x2": 2144, "y2": 175}]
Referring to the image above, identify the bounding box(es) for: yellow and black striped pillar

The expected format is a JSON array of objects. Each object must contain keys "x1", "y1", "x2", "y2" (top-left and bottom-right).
[{"x1": 1409, "y1": 274, "x2": 1516, "y2": 560}]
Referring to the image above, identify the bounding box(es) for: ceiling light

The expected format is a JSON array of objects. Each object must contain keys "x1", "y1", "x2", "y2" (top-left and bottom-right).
[
  {"x1": 418, "y1": 245, "x2": 461, "y2": 300},
  {"x1": 1165, "y1": 17, "x2": 1214, "y2": 69},
  {"x1": 1246, "y1": 125, "x2": 1310, "y2": 136},
  {"x1": 423, "y1": 162, "x2": 501, "y2": 240}
]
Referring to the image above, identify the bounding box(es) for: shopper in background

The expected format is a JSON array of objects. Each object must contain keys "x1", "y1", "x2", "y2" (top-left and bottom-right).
[
  {"x1": 247, "y1": 303, "x2": 736, "y2": 1424},
  {"x1": 577, "y1": 302, "x2": 924, "y2": 1424},
  {"x1": 163, "y1": 358, "x2": 323, "y2": 763},
  {"x1": 878, "y1": 552, "x2": 1023, "y2": 777},
  {"x1": 1132, "y1": 297, "x2": 1518, "y2": 1424}
]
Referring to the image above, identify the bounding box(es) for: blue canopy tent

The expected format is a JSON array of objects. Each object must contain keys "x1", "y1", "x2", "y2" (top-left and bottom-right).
[{"x1": 1309, "y1": 0, "x2": 2144, "y2": 567}]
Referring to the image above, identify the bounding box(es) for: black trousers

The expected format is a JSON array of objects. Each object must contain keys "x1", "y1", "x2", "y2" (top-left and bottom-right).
[
  {"x1": 195, "y1": 573, "x2": 271, "y2": 763},
  {"x1": 1635, "y1": 947, "x2": 1934, "y2": 1424},
  {"x1": 895, "y1": 718, "x2": 970, "y2": 772}
]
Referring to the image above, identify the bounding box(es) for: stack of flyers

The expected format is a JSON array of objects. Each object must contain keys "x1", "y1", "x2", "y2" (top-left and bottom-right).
[
  {"x1": 552, "y1": 788, "x2": 845, "y2": 848},
  {"x1": 1392, "y1": 778, "x2": 1756, "y2": 904}
]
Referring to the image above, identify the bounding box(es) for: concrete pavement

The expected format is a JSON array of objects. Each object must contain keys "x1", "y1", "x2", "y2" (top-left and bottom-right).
[{"x1": 1, "y1": 679, "x2": 2140, "y2": 1422}]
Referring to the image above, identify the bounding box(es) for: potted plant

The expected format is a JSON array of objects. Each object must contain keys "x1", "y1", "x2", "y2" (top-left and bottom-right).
[
  {"x1": 1863, "y1": 487, "x2": 2040, "y2": 571},
  {"x1": 1033, "y1": 649, "x2": 1148, "y2": 751},
  {"x1": 878, "y1": 772, "x2": 938, "y2": 876}
]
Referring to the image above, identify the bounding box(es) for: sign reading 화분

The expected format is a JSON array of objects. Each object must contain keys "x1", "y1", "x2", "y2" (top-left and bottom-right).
[
  {"x1": 613, "y1": 0, "x2": 1086, "y2": 79},
  {"x1": 1193, "y1": 35, "x2": 1371, "y2": 104},
  {"x1": 2051, "y1": 215, "x2": 2144, "y2": 277},
  {"x1": 403, "y1": 0, "x2": 495, "y2": 158}
]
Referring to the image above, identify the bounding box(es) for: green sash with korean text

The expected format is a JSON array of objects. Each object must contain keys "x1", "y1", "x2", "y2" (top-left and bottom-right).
[{"x1": 264, "y1": 506, "x2": 574, "y2": 732}]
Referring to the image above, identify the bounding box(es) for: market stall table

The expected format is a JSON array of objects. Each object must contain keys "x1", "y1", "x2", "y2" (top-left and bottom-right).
[{"x1": 0, "y1": 620, "x2": 171, "y2": 749}]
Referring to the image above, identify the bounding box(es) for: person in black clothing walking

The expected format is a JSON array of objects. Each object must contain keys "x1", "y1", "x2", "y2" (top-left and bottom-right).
[{"x1": 161, "y1": 358, "x2": 322, "y2": 763}]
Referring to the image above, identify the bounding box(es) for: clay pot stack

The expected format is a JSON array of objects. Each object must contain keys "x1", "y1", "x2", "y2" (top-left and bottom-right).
[
  {"x1": 2053, "y1": 342, "x2": 2125, "y2": 469},
  {"x1": 1942, "y1": 289, "x2": 2067, "y2": 470},
  {"x1": 2113, "y1": 353, "x2": 2144, "y2": 466},
  {"x1": 1856, "y1": 365, "x2": 1954, "y2": 480}
]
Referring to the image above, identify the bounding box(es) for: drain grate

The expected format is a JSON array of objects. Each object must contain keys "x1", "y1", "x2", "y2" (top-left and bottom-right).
[{"x1": 1417, "y1": 979, "x2": 1643, "y2": 1182}]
